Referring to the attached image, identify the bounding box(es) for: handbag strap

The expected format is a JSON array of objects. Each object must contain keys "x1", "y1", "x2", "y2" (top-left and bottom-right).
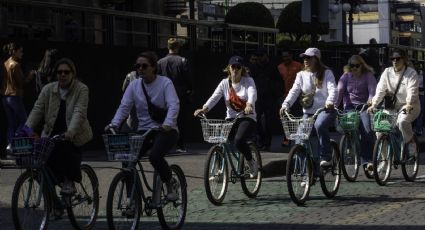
[
  {"x1": 391, "y1": 67, "x2": 407, "y2": 100},
  {"x1": 141, "y1": 79, "x2": 154, "y2": 113}
]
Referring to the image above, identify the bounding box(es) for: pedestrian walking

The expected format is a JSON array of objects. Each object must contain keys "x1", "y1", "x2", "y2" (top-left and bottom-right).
[
  {"x1": 0, "y1": 42, "x2": 35, "y2": 153},
  {"x1": 107, "y1": 51, "x2": 180, "y2": 200},
  {"x1": 194, "y1": 55, "x2": 258, "y2": 177},
  {"x1": 35, "y1": 48, "x2": 60, "y2": 94},
  {"x1": 280, "y1": 47, "x2": 338, "y2": 167},
  {"x1": 368, "y1": 49, "x2": 420, "y2": 155},
  {"x1": 413, "y1": 62, "x2": 424, "y2": 136},
  {"x1": 336, "y1": 54, "x2": 377, "y2": 170},
  {"x1": 157, "y1": 37, "x2": 192, "y2": 153}
]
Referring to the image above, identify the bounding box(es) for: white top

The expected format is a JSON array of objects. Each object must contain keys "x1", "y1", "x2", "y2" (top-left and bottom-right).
[
  {"x1": 372, "y1": 66, "x2": 419, "y2": 108},
  {"x1": 204, "y1": 76, "x2": 257, "y2": 121},
  {"x1": 282, "y1": 69, "x2": 337, "y2": 114},
  {"x1": 111, "y1": 75, "x2": 180, "y2": 130}
]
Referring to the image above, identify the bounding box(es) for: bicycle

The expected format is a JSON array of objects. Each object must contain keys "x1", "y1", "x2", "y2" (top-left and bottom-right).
[
  {"x1": 281, "y1": 107, "x2": 341, "y2": 205},
  {"x1": 370, "y1": 109, "x2": 419, "y2": 186},
  {"x1": 10, "y1": 135, "x2": 99, "y2": 230},
  {"x1": 197, "y1": 113, "x2": 262, "y2": 205},
  {"x1": 337, "y1": 104, "x2": 374, "y2": 182},
  {"x1": 103, "y1": 128, "x2": 187, "y2": 230}
]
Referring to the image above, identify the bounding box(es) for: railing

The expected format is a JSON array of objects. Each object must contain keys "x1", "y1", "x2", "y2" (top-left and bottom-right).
[{"x1": 0, "y1": 0, "x2": 278, "y2": 55}]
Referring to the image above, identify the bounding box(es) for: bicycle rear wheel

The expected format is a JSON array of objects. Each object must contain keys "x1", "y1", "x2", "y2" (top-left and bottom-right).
[
  {"x1": 402, "y1": 136, "x2": 419, "y2": 182},
  {"x1": 157, "y1": 164, "x2": 187, "y2": 230},
  {"x1": 67, "y1": 164, "x2": 99, "y2": 230},
  {"x1": 240, "y1": 143, "x2": 262, "y2": 198},
  {"x1": 12, "y1": 170, "x2": 49, "y2": 230},
  {"x1": 286, "y1": 144, "x2": 311, "y2": 205},
  {"x1": 204, "y1": 145, "x2": 228, "y2": 205},
  {"x1": 320, "y1": 140, "x2": 341, "y2": 198},
  {"x1": 106, "y1": 170, "x2": 141, "y2": 230},
  {"x1": 339, "y1": 134, "x2": 359, "y2": 182},
  {"x1": 372, "y1": 134, "x2": 393, "y2": 186}
]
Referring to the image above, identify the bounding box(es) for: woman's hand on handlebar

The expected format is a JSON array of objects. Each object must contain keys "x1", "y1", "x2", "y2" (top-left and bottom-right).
[
  {"x1": 401, "y1": 104, "x2": 413, "y2": 114},
  {"x1": 279, "y1": 107, "x2": 288, "y2": 117},
  {"x1": 244, "y1": 103, "x2": 253, "y2": 115},
  {"x1": 194, "y1": 106, "x2": 208, "y2": 117},
  {"x1": 325, "y1": 103, "x2": 334, "y2": 110}
]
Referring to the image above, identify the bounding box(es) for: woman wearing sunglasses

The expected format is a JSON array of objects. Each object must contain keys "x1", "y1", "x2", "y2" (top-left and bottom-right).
[
  {"x1": 336, "y1": 55, "x2": 377, "y2": 171},
  {"x1": 193, "y1": 55, "x2": 258, "y2": 177},
  {"x1": 368, "y1": 49, "x2": 420, "y2": 155}
]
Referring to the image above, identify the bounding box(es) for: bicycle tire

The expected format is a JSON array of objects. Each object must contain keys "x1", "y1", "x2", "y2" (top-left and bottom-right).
[
  {"x1": 286, "y1": 144, "x2": 312, "y2": 205},
  {"x1": 320, "y1": 140, "x2": 341, "y2": 198},
  {"x1": 339, "y1": 134, "x2": 359, "y2": 182},
  {"x1": 106, "y1": 170, "x2": 141, "y2": 230},
  {"x1": 157, "y1": 164, "x2": 187, "y2": 230},
  {"x1": 402, "y1": 136, "x2": 419, "y2": 182},
  {"x1": 372, "y1": 134, "x2": 393, "y2": 186},
  {"x1": 204, "y1": 145, "x2": 228, "y2": 205},
  {"x1": 12, "y1": 170, "x2": 49, "y2": 230},
  {"x1": 67, "y1": 164, "x2": 99, "y2": 230},
  {"x1": 240, "y1": 143, "x2": 262, "y2": 198}
]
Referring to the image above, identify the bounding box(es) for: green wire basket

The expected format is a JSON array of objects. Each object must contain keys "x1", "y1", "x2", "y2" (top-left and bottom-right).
[
  {"x1": 338, "y1": 111, "x2": 360, "y2": 131},
  {"x1": 371, "y1": 110, "x2": 397, "y2": 132}
]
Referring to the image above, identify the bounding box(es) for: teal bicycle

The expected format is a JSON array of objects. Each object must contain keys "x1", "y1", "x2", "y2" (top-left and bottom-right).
[
  {"x1": 337, "y1": 104, "x2": 374, "y2": 182},
  {"x1": 282, "y1": 107, "x2": 341, "y2": 205},
  {"x1": 370, "y1": 109, "x2": 419, "y2": 186},
  {"x1": 198, "y1": 113, "x2": 262, "y2": 205}
]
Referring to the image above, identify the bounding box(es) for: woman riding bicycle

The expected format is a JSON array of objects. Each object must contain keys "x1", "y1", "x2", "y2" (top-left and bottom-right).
[
  {"x1": 193, "y1": 55, "x2": 258, "y2": 177},
  {"x1": 24, "y1": 58, "x2": 93, "y2": 195},
  {"x1": 279, "y1": 47, "x2": 338, "y2": 168},
  {"x1": 107, "y1": 51, "x2": 180, "y2": 201},
  {"x1": 336, "y1": 54, "x2": 377, "y2": 170},
  {"x1": 368, "y1": 49, "x2": 420, "y2": 156}
]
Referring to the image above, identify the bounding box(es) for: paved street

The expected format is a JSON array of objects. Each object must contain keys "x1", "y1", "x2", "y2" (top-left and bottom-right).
[{"x1": 1, "y1": 137, "x2": 425, "y2": 230}]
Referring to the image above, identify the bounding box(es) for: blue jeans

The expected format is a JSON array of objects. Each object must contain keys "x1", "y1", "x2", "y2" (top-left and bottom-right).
[
  {"x1": 2, "y1": 96, "x2": 27, "y2": 143},
  {"x1": 307, "y1": 110, "x2": 336, "y2": 162},
  {"x1": 358, "y1": 110, "x2": 374, "y2": 164}
]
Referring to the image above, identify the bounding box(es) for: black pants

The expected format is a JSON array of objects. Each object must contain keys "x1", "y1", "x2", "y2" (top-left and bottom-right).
[
  {"x1": 139, "y1": 129, "x2": 178, "y2": 183},
  {"x1": 176, "y1": 92, "x2": 188, "y2": 149},
  {"x1": 47, "y1": 140, "x2": 82, "y2": 183},
  {"x1": 255, "y1": 101, "x2": 273, "y2": 148},
  {"x1": 0, "y1": 95, "x2": 7, "y2": 159},
  {"x1": 228, "y1": 118, "x2": 256, "y2": 161}
]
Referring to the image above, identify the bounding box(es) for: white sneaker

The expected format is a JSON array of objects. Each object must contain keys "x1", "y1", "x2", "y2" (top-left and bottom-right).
[
  {"x1": 247, "y1": 159, "x2": 258, "y2": 178},
  {"x1": 408, "y1": 142, "x2": 417, "y2": 156},
  {"x1": 166, "y1": 178, "x2": 178, "y2": 201},
  {"x1": 320, "y1": 160, "x2": 332, "y2": 167}
]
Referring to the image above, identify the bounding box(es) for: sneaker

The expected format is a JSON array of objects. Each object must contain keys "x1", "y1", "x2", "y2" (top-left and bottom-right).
[
  {"x1": 366, "y1": 162, "x2": 374, "y2": 171},
  {"x1": 320, "y1": 160, "x2": 332, "y2": 167},
  {"x1": 60, "y1": 181, "x2": 77, "y2": 195},
  {"x1": 166, "y1": 178, "x2": 179, "y2": 202},
  {"x1": 408, "y1": 142, "x2": 417, "y2": 156},
  {"x1": 300, "y1": 176, "x2": 308, "y2": 187},
  {"x1": 176, "y1": 148, "x2": 187, "y2": 153},
  {"x1": 247, "y1": 159, "x2": 258, "y2": 178}
]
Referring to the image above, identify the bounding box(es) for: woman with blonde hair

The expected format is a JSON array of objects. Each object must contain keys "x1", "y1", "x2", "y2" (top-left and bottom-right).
[{"x1": 336, "y1": 54, "x2": 377, "y2": 170}]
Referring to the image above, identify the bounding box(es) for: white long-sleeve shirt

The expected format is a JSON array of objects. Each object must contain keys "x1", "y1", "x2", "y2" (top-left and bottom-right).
[
  {"x1": 111, "y1": 76, "x2": 180, "y2": 131},
  {"x1": 372, "y1": 66, "x2": 419, "y2": 108},
  {"x1": 204, "y1": 76, "x2": 257, "y2": 121},
  {"x1": 282, "y1": 69, "x2": 337, "y2": 114}
]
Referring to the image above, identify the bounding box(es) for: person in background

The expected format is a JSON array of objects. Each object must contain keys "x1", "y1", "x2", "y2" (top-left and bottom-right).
[
  {"x1": 413, "y1": 62, "x2": 424, "y2": 136},
  {"x1": 277, "y1": 49, "x2": 303, "y2": 146},
  {"x1": 368, "y1": 49, "x2": 420, "y2": 156},
  {"x1": 193, "y1": 55, "x2": 258, "y2": 177},
  {"x1": 280, "y1": 47, "x2": 338, "y2": 167},
  {"x1": 121, "y1": 66, "x2": 140, "y2": 132},
  {"x1": 35, "y1": 48, "x2": 60, "y2": 94},
  {"x1": 1, "y1": 42, "x2": 35, "y2": 153},
  {"x1": 336, "y1": 55, "x2": 377, "y2": 171},
  {"x1": 157, "y1": 37, "x2": 192, "y2": 153}
]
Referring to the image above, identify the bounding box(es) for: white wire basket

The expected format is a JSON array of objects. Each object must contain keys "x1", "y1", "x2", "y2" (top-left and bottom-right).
[
  {"x1": 103, "y1": 134, "x2": 145, "y2": 161},
  {"x1": 281, "y1": 116, "x2": 315, "y2": 141},
  {"x1": 11, "y1": 137, "x2": 55, "y2": 168},
  {"x1": 200, "y1": 119, "x2": 235, "y2": 143},
  {"x1": 370, "y1": 110, "x2": 398, "y2": 132}
]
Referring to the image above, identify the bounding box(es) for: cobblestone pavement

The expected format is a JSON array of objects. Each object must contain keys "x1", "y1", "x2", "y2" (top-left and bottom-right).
[{"x1": 1, "y1": 142, "x2": 425, "y2": 230}]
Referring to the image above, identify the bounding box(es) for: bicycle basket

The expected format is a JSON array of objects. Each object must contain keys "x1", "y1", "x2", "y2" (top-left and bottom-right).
[
  {"x1": 338, "y1": 111, "x2": 360, "y2": 131},
  {"x1": 102, "y1": 134, "x2": 145, "y2": 161},
  {"x1": 11, "y1": 137, "x2": 55, "y2": 168},
  {"x1": 200, "y1": 119, "x2": 235, "y2": 143},
  {"x1": 281, "y1": 116, "x2": 315, "y2": 140},
  {"x1": 371, "y1": 110, "x2": 397, "y2": 132}
]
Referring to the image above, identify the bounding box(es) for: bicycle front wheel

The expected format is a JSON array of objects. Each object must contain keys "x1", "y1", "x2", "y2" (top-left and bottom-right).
[
  {"x1": 320, "y1": 140, "x2": 341, "y2": 198},
  {"x1": 402, "y1": 136, "x2": 419, "y2": 181},
  {"x1": 240, "y1": 143, "x2": 262, "y2": 198},
  {"x1": 204, "y1": 145, "x2": 228, "y2": 205},
  {"x1": 286, "y1": 144, "x2": 312, "y2": 205},
  {"x1": 106, "y1": 170, "x2": 141, "y2": 230},
  {"x1": 372, "y1": 134, "x2": 393, "y2": 186},
  {"x1": 339, "y1": 134, "x2": 359, "y2": 182},
  {"x1": 157, "y1": 164, "x2": 187, "y2": 230},
  {"x1": 67, "y1": 164, "x2": 99, "y2": 230},
  {"x1": 12, "y1": 170, "x2": 49, "y2": 230}
]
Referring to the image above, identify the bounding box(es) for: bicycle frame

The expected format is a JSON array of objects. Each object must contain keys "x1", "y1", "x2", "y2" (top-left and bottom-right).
[{"x1": 213, "y1": 141, "x2": 245, "y2": 183}]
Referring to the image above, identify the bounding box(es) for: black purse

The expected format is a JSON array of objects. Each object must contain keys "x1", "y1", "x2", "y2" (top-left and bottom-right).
[
  {"x1": 141, "y1": 80, "x2": 168, "y2": 123},
  {"x1": 383, "y1": 68, "x2": 406, "y2": 110}
]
